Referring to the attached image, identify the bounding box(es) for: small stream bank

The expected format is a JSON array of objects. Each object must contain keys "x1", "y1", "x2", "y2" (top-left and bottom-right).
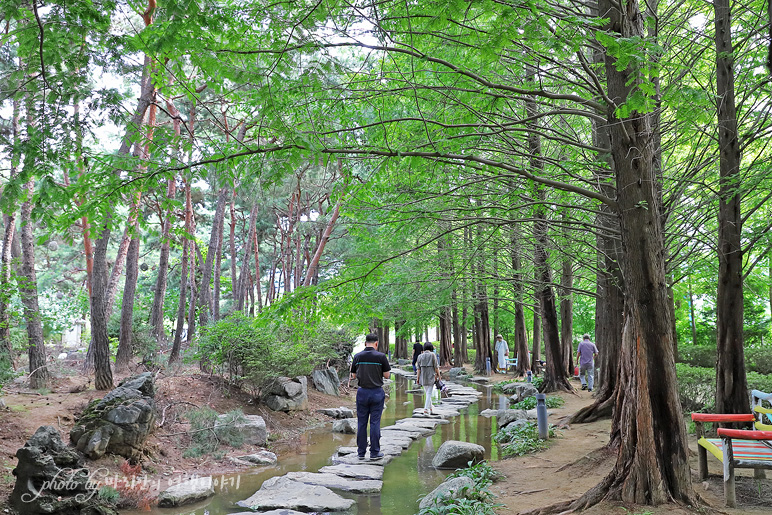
[{"x1": 124, "y1": 373, "x2": 508, "y2": 515}]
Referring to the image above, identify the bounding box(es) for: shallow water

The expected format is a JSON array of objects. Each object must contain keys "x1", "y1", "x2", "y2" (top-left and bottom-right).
[{"x1": 123, "y1": 375, "x2": 504, "y2": 515}]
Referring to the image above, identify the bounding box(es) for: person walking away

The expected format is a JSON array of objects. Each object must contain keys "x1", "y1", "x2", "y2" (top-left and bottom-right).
[
  {"x1": 350, "y1": 333, "x2": 391, "y2": 460},
  {"x1": 412, "y1": 340, "x2": 424, "y2": 373},
  {"x1": 494, "y1": 334, "x2": 509, "y2": 373},
  {"x1": 576, "y1": 334, "x2": 599, "y2": 391},
  {"x1": 416, "y1": 342, "x2": 440, "y2": 415}
]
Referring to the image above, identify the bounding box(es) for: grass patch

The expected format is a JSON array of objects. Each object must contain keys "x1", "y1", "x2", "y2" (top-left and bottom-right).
[
  {"x1": 510, "y1": 395, "x2": 564, "y2": 410},
  {"x1": 494, "y1": 421, "x2": 559, "y2": 458}
]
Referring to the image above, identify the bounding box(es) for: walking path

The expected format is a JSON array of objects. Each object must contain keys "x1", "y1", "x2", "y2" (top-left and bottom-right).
[{"x1": 233, "y1": 367, "x2": 485, "y2": 513}]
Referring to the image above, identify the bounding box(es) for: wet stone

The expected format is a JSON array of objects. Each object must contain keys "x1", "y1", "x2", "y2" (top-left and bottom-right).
[
  {"x1": 237, "y1": 476, "x2": 355, "y2": 513},
  {"x1": 333, "y1": 453, "x2": 393, "y2": 466},
  {"x1": 285, "y1": 471, "x2": 383, "y2": 494},
  {"x1": 319, "y1": 463, "x2": 385, "y2": 480}
]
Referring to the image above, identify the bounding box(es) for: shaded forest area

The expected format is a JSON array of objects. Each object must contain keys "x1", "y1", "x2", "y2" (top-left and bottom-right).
[{"x1": 1, "y1": 0, "x2": 772, "y2": 512}]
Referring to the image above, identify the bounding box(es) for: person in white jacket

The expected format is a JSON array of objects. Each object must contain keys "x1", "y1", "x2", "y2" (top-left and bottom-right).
[{"x1": 416, "y1": 342, "x2": 440, "y2": 415}]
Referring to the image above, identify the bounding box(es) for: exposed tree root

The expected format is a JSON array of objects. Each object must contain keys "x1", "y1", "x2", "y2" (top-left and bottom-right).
[{"x1": 568, "y1": 394, "x2": 614, "y2": 424}]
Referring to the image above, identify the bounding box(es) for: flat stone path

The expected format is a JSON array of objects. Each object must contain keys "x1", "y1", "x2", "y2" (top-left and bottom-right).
[{"x1": 237, "y1": 366, "x2": 486, "y2": 513}]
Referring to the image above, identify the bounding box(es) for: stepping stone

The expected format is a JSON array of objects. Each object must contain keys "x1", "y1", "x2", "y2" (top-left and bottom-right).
[
  {"x1": 333, "y1": 453, "x2": 393, "y2": 466},
  {"x1": 406, "y1": 389, "x2": 423, "y2": 394},
  {"x1": 397, "y1": 417, "x2": 450, "y2": 427},
  {"x1": 319, "y1": 463, "x2": 384, "y2": 480},
  {"x1": 382, "y1": 424, "x2": 434, "y2": 436},
  {"x1": 237, "y1": 476, "x2": 355, "y2": 512},
  {"x1": 413, "y1": 407, "x2": 460, "y2": 418},
  {"x1": 285, "y1": 472, "x2": 383, "y2": 494},
  {"x1": 479, "y1": 409, "x2": 498, "y2": 417},
  {"x1": 337, "y1": 445, "x2": 403, "y2": 456},
  {"x1": 468, "y1": 376, "x2": 491, "y2": 384},
  {"x1": 232, "y1": 511, "x2": 306, "y2": 515},
  {"x1": 380, "y1": 435, "x2": 413, "y2": 449},
  {"x1": 157, "y1": 476, "x2": 215, "y2": 507},
  {"x1": 381, "y1": 429, "x2": 421, "y2": 440}
]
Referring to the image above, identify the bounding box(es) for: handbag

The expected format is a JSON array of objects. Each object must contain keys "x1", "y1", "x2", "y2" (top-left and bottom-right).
[{"x1": 434, "y1": 378, "x2": 445, "y2": 390}]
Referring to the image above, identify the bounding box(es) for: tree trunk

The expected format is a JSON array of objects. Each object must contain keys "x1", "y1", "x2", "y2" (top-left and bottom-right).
[
  {"x1": 0, "y1": 100, "x2": 20, "y2": 367},
  {"x1": 214, "y1": 210, "x2": 224, "y2": 320},
  {"x1": 510, "y1": 230, "x2": 531, "y2": 376},
  {"x1": 532, "y1": 301, "x2": 541, "y2": 375},
  {"x1": 187, "y1": 240, "x2": 198, "y2": 344},
  {"x1": 714, "y1": 0, "x2": 750, "y2": 418},
  {"x1": 237, "y1": 205, "x2": 258, "y2": 311},
  {"x1": 115, "y1": 236, "x2": 140, "y2": 371},
  {"x1": 439, "y1": 308, "x2": 452, "y2": 366},
  {"x1": 252, "y1": 222, "x2": 262, "y2": 313},
  {"x1": 546, "y1": 0, "x2": 696, "y2": 506},
  {"x1": 560, "y1": 256, "x2": 574, "y2": 376},
  {"x1": 149, "y1": 177, "x2": 175, "y2": 341},
  {"x1": 169, "y1": 180, "x2": 192, "y2": 365},
  {"x1": 199, "y1": 187, "x2": 229, "y2": 327},
  {"x1": 688, "y1": 277, "x2": 697, "y2": 344},
  {"x1": 229, "y1": 190, "x2": 238, "y2": 301},
  {"x1": 19, "y1": 180, "x2": 48, "y2": 389}
]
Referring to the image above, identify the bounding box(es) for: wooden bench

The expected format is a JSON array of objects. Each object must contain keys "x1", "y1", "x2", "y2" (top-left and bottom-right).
[{"x1": 691, "y1": 390, "x2": 772, "y2": 507}]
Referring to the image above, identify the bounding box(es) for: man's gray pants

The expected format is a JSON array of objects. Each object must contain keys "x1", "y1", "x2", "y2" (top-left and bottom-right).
[{"x1": 579, "y1": 363, "x2": 595, "y2": 390}]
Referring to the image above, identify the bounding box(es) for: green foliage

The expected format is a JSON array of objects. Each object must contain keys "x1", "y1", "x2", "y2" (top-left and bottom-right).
[
  {"x1": 0, "y1": 354, "x2": 16, "y2": 388},
  {"x1": 494, "y1": 421, "x2": 558, "y2": 458},
  {"x1": 492, "y1": 379, "x2": 518, "y2": 393},
  {"x1": 511, "y1": 396, "x2": 564, "y2": 410},
  {"x1": 418, "y1": 461, "x2": 503, "y2": 515},
  {"x1": 677, "y1": 345, "x2": 716, "y2": 368},
  {"x1": 531, "y1": 376, "x2": 544, "y2": 390},
  {"x1": 675, "y1": 363, "x2": 772, "y2": 413},
  {"x1": 183, "y1": 407, "x2": 246, "y2": 458},
  {"x1": 195, "y1": 312, "x2": 354, "y2": 395},
  {"x1": 97, "y1": 486, "x2": 120, "y2": 504},
  {"x1": 746, "y1": 348, "x2": 772, "y2": 375}
]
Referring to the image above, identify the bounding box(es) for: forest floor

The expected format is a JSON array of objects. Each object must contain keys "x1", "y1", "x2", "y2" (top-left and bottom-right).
[{"x1": 0, "y1": 361, "x2": 770, "y2": 514}]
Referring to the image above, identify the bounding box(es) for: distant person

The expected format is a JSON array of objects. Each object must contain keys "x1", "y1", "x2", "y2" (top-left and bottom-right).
[
  {"x1": 412, "y1": 340, "x2": 424, "y2": 373},
  {"x1": 576, "y1": 334, "x2": 599, "y2": 392},
  {"x1": 350, "y1": 333, "x2": 391, "y2": 460},
  {"x1": 494, "y1": 334, "x2": 509, "y2": 373},
  {"x1": 416, "y1": 342, "x2": 440, "y2": 415}
]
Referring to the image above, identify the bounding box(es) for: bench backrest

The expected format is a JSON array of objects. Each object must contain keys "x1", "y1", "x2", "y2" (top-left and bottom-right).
[{"x1": 751, "y1": 390, "x2": 772, "y2": 431}]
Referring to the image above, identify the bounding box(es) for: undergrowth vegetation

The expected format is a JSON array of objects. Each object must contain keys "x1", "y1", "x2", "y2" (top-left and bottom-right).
[
  {"x1": 494, "y1": 421, "x2": 558, "y2": 458},
  {"x1": 417, "y1": 461, "x2": 503, "y2": 515},
  {"x1": 511, "y1": 396, "x2": 564, "y2": 410},
  {"x1": 183, "y1": 407, "x2": 247, "y2": 458}
]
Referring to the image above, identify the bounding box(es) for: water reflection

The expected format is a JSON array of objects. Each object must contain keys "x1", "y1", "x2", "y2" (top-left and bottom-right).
[{"x1": 123, "y1": 374, "x2": 505, "y2": 515}]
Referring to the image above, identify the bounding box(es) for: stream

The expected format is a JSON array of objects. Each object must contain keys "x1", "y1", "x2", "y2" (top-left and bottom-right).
[{"x1": 124, "y1": 374, "x2": 509, "y2": 515}]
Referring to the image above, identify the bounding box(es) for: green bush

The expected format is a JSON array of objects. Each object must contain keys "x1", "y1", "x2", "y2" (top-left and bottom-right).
[
  {"x1": 511, "y1": 395, "x2": 564, "y2": 410},
  {"x1": 195, "y1": 312, "x2": 355, "y2": 395},
  {"x1": 746, "y1": 347, "x2": 772, "y2": 375},
  {"x1": 675, "y1": 363, "x2": 772, "y2": 412},
  {"x1": 677, "y1": 345, "x2": 716, "y2": 368},
  {"x1": 183, "y1": 407, "x2": 246, "y2": 458},
  {"x1": 494, "y1": 421, "x2": 558, "y2": 457}
]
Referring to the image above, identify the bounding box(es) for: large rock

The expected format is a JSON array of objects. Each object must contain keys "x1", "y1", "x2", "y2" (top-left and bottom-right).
[
  {"x1": 448, "y1": 367, "x2": 468, "y2": 379},
  {"x1": 499, "y1": 382, "x2": 522, "y2": 394},
  {"x1": 237, "y1": 450, "x2": 278, "y2": 465},
  {"x1": 157, "y1": 476, "x2": 215, "y2": 507},
  {"x1": 264, "y1": 377, "x2": 308, "y2": 412},
  {"x1": 237, "y1": 476, "x2": 355, "y2": 512},
  {"x1": 318, "y1": 407, "x2": 354, "y2": 419},
  {"x1": 431, "y1": 440, "x2": 485, "y2": 469},
  {"x1": 215, "y1": 413, "x2": 267, "y2": 446},
  {"x1": 69, "y1": 373, "x2": 156, "y2": 460},
  {"x1": 11, "y1": 426, "x2": 118, "y2": 515},
  {"x1": 511, "y1": 383, "x2": 539, "y2": 403},
  {"x1": 419, "y1": 476, "x2": 475, "y2": 510},
  {"x1": 312, "y1": 369, "x2": 340, "y2": 396},
  {"x1": 318, "y1": 463, "x2": 384, "y2": 480},
  {"x1": 332, "y1": 418, "x2": 357, "y2": 434},
  {"x1": 497, "y1": 409, "x2": 528, "y2": 428}
]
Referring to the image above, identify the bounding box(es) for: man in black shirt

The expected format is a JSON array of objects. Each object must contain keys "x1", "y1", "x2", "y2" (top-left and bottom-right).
[
  {"x1": 350, "y1": 333, "x2": 391, "y2": 460},
  {"x1": 411, "y1": 340, "x2": 424, "y2": 373}
]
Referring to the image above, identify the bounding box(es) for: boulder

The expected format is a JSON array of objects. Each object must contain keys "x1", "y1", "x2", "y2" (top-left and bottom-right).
[
  {"x1": 479, "y1": 409, "x2": 498, "y2": 417},
  {"x1": 11, "y1": 426, "x2": 118, "y2": 515},
  {"x1": 237, "y1": 450, "x2": 278, "y2": 465},
  {"x1": 499, "y1": 382, "x2": 522, "y2": 394},
  {"x1": 431, "y1": 440, "x2": 485, "y2": 469},
  {"x1": 419, "y1": 476, "x2": 475, "y2": 510},
  {"x1": 69, "y1": 373, "x2": 156, "y2": 460},
  {"x1": 448, "y1": 367, "x2": 468, "y2": 379},
  {"x1": 512, "y1": 383, "x2": 539, "y2": 403},
  {"x1": 318, "y1": 407, "x2": 354, "y2": 419},
  {"x1": 264, "y1": 377, "x2": 308, "y2": 412},
  {"x1": 312, "y1": 369, "x2": 340, "y2": 396},
  {"x1": 215, "y1": 414, "x2": 267, "y2": 446},
  {"x1": 157, "y1": 476, "x2": 215, "y2": 507},
  {"x1": 397, "y1": 358, "x2": 410, "y2": 365},
  {"x1": 497, "y1": 409, "x2": 528, "y2": 427},
  {"x1": 332, "y1": 418, "x2": 357, "y2": 434},
  {"x1": 237, "y1": 476, "x2": 355, "y2": 512}
]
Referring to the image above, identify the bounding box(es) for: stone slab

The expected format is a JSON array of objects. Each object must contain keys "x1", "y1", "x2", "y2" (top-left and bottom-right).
[
  {"x1": 338, "y1": 445, "x2": 403, "y2": 456},
  {"x1": 332, "y1": 453, "x2": 393, "y2": 466},
  {"x1": 319, "y1": 463, "x2": 384, "y2": 480},
  {"x1": 285, "y1": 471, "x2": 383, "y2": 494},
  {"x1": 237, "y1": 476, "x2": 354, "y2": 512}
]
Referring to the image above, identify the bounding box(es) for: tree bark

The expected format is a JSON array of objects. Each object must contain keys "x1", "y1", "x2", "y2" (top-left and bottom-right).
[
  {"x1": 214, "y1": 209, "x2": 224, "y2": 320},
  {"x1": 199, "y1": 187, "x2": 229, "y2": 327},
  {"x1": 237, "y1": 205, "x2": 258, "y2": 311},
  {"x1": 115, "y1": 236, "x2": 140, "y2": 371},
  {"x1": 0, "y1": 99, "x2": 20, "y2": 367},
  {"x1": 149, "y1": 176, "x2": 175, "y2": 341},
  {"x1": 439, "y1": 308, "x2": 452, "y2": 366},
  {"x1": 510, "y1": 229, "x2": 531, "y2": 376},
  {"x1": 229, "y1": 190, "x2": 238, "y2": 301},
  {"x1": 560, "y1": 256, "x2": 574, "y2": 376},
  {"x1": 714, "y1": 0, "x2": 750, "y2": 418},
  {"x1": 169, "y1": 180, "x2": 192, "y2": 365},
  {"x1": 532, "y1": 301, "x2": 541, "y2": 375},
  {"x1": 19, "y1": 180, "x2": 48, "y2": 389}
]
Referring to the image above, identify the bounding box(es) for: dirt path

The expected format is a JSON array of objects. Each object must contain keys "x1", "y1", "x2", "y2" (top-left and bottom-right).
[{"x1": 487, "y1": 384, "x2": 772, "y2": 515}]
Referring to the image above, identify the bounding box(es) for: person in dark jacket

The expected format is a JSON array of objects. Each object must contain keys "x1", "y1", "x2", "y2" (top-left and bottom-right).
[
  {"x1": 411, "y1": 340, "x2": 424, "y2": 373},
  {"x1": 350, "y1": 333, "x2": 391, "y2": 460}
]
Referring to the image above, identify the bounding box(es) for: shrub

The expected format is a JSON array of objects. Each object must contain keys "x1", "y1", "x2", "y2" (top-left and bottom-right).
[
  {"x1": 531, "y1": 376, "x2": 544, "y2": 390},
  {"x1": 675, "y1": 363, "x2": 772, "y2": 412},
  {"x1": 494, "y1": 421, "x2": 558, "y2": 457},
  {"x1": 746, "y1": 347, "x2": 772, "y2": 375},
  {"x1": 511, "y1": 395, "x2": 564, "y2": 410},
  {"x1": 677, "y1": 345, "x2": 716, "y2": 368}
]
